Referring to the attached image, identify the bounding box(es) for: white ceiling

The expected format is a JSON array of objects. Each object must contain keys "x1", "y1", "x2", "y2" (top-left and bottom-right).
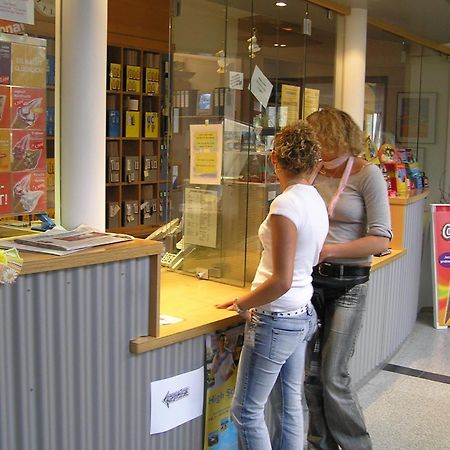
[{"x1": 337, "y1": 0, "x2": 450, "y2": 45}]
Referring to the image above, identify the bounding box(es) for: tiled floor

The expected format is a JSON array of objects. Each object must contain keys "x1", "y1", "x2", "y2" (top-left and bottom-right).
[{"x1": 358, "y1": 309, "x2": 450, "y2": 450}]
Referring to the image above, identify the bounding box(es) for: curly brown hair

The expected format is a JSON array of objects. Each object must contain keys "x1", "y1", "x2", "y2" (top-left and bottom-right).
[
  {"x1": 305, "y1": 107, "x2": 364, "y2": 157},
  {"x1": 272, "y1": 120, "x2": 321, "y2": 175}
]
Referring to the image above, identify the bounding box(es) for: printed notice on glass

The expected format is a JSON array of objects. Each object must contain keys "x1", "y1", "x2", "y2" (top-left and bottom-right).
[
  {"x1": 229, "y1": 71, "x2": 243, "y2": 90},
  {"x1": 0, "y1": 0, "x2": 34, "y2": 25},
  {"x1": 184, "y1": 188, "x2": 218, "y2": 248},
  {"x1": 150, "y1": 367, "x2": 204, "y2": 435},
  {"x1": 249, "y1": 65, "x2": 273, "y2": 109},
  {"x1": 281, "y1": 84, "x2": 300, "y2": 125},
  {"x1": 303, "y1": 87, "x2": 320, "y2": 118},
  {"x1": 190, "y1": 123, "x2": 223, "y2": 185}
]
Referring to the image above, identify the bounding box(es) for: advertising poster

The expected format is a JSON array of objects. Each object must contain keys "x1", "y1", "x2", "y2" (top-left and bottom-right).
[
  {"x1": 430, "y1": 204, "x2": 450, "y2": 329},
  {"x1": 0, "y1": 42, "x2": 11, "y2": 84},
  {"x1": 0, "y1": 84, "x2": 10, "y2": 127},
  {"x1": 204, "y1": 324, "x2": 245, "y2": 450},
  {"x1": 190, "y1": 123, "x2": 223, "y2": 185},
  {"x1": 12, "y1": 170, "x2": 46, "y2": 213},
  {"x1": 0, "y1": 171, "x2": 11, "y2": 214},
  {"x1": 11, "y1": 130, "x2": 45, "y2": 171},
  {"x1": 11, "y1": 87, "x2": 46, "y2": 130},
  {"x1": 0, "y1": 129, "x2": 10, "y2": 171},
  {"x1": 11, "y1": 42, "x2": 46, "y2": 88}
]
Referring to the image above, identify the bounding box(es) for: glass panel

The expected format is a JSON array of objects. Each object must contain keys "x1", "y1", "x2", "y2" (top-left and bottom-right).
[
  {"x1": 303, "y1": 3, "x2": 337, "y2": 112},
  {"x1": 169, "y1": 1, "x2": 338, "y2": 286},
  {"x1": 366, "y1": 26, "x2": 450, "y2": 202},
  {"x1": 0, "y1": 6, "x2": 56, "y2": 226}
]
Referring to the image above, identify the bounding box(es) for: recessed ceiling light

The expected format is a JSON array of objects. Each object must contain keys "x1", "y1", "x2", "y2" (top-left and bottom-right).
[
  {"x1": 280, "y1": 44, "x2": 287, "y2": 47},
  {"x1": 282, "y1": 27, "x2": 293, "y2": 31},
  {"x1": 275, "y1": 2, "x2": 287, "y2": 7},
  {"x1": 274, "y1": 43, "x2": 279, "y2": 47}
]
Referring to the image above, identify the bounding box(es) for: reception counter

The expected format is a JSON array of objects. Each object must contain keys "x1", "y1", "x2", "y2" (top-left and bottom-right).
[{"x1": 1, "y1": 192, "x2": 427, "y2": 450}]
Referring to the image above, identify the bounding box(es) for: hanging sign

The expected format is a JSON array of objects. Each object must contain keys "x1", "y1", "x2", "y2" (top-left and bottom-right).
[{"x1": 430, "y1": 204, "x2": 450, "y2": 329}]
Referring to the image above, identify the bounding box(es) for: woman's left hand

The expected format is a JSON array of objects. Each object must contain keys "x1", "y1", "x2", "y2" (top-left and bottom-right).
[
  {"x1": 216, "y1": 300, "x2": 251, "y2": 321},
  {"x1": 216, "y1": 300, "x2": 234, "y2": 310}
]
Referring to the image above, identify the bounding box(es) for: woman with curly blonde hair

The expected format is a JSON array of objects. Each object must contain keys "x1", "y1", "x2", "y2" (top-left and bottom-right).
[
  {"x1": 305, "y1": 107, "x2": 392, "y2": 450},
  {"x1": 218, "y1": 120, "x2": 329, "y2": 450}
]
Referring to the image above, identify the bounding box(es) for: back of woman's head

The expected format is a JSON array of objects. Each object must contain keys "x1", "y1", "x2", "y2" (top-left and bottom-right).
[
  {"x1": 273, "y1": 120, "x2": 321, "y2": 175},
  {"x1": 306, "y1": 107, "x2": 364, "y2": 157}
]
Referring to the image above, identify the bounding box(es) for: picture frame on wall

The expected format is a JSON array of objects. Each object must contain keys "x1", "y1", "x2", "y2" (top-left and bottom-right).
[{"x1": 396, "y1": 92, "x2": 437, "y2": 144}]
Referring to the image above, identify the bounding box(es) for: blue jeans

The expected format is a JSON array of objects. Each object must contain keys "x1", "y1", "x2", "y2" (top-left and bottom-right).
[
  {"x1": 305, "y1": 279, "x2": 372, "y2": 450},
  {"x1": 231, "y1": 306, "x2": 317, "y2": 450}
]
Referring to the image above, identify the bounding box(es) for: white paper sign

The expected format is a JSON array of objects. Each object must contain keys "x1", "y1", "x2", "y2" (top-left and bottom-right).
[
  {"x1": 150, "y1": 367, "x2": 204, "y2": 435},
  {"x1": 0, "y1": 0, "x2": 34, "y2": 25},
  {"x1": 249, "y1": 65, "x2": 273, "y2": 109},
  {"x1": 229, "y1": 71, "x2": 243, "y2": 90}
]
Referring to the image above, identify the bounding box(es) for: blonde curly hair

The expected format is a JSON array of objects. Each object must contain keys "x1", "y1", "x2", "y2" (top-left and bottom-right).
[
  {"x1": 306, "y1": 107, "x2": 364, "y2": 157},
  {"x1": 272, "y1": 120, "x2": 321, "y2": 175}
]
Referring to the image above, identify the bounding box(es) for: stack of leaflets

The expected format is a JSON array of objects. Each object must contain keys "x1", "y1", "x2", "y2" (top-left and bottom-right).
[{"x1": 0, "y1": 226, "x2": 133, "y2": 256}]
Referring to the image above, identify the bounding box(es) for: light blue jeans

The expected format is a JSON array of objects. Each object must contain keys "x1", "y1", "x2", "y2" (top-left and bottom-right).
[{"x1": 231, "y1": 306, "x2": 317, "y2": 450}]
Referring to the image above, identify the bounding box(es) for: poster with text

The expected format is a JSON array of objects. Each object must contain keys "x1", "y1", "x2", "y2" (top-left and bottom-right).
[
  {"x1": 11, "y1": 42, "x2": 46, "y2": 88},
  {"x1": 0, "y1": 42, "x2": 11, "y2": 84},
  {"x1": 190, "y1": 123, "x2": 223, "y2": 185},
  {"x1": 281, "y1": 84, "x2": 300, "y2": 125},
  {"x1": 11, "y1": 130, "x2": 45, "y2": 172},
  {"x1": 12, "y1": 170, "x2": 46, "y2": 214},
  {"x1": 431, "y1": 204, "x2": 450, "y2": 328},
  {"x1": 0, "y1": 84, "x2": 10, "y2": 127},
  {"x1": 11, "y1": 87, "x2": 46, "y2": 130},
  {"x1": 0, "y1": 129, "x2": 10, "y2": 171},
  {"x1": 0, "y1": 172, "x2": 11, "y2": 214},
  {"x1": 204, "y1": 325, "x2": 245, "y2": 450}
]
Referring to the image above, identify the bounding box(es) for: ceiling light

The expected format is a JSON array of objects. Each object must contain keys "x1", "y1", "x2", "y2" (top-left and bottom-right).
[
  {"x1": 275, "y1": 2, "x2": 287, "y2": 7},
  {"x1": 274, "y1": 43, "x2": 279, "y2": 47},
  {"x1": 282, "y1": 27, "x2": 293, "y2": 31},
  {"x1": 280, "y1": 44, "x2": 287, "y2": 47}
]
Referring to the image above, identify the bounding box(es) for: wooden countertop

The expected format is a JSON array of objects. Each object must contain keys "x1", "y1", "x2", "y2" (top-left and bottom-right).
[
  {"x1": 16, "y1": 239, "x2": 163, "y2": 275},
  {"x1": 130, "y1": 269, "x2": 248, "y2": 353},
  {"x1": 130, "y1": 248, "x2": 406, "y2": 353},
  {"x1": 389, "y1": 189, "x2": 428, "y2": 205}
]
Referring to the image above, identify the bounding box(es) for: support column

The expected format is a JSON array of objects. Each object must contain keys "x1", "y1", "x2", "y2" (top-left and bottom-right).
[
  {"x1": 341, "y1": 8, "x2": 367, "y2": 128},
  {"x1": 60, "y1": 0, "x2": 107, "y2": 230}
]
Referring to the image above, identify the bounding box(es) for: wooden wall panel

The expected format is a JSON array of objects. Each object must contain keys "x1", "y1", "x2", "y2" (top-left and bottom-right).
[{"x1": 108, "y1": 0, "x2": 169, "y2": 52}]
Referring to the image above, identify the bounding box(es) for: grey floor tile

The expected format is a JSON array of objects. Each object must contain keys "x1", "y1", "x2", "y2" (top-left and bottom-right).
[
  {"x1": 362, "y1": 376, "x2": 450, "y2": 450},
  {"x1": 388, "y1": 311, "x2": 450, "y2": 376},
  {"x1": 357, "y1": 310, "x2": 450, "y2": 450}
]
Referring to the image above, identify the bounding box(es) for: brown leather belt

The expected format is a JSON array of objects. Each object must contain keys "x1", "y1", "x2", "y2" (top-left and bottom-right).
[{"x1": 314, "y1": 262, "x2": 370, "y2": 279}]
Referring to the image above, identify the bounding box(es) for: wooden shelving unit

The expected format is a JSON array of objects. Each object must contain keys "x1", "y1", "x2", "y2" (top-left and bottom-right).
[{"x1": 105, "y1": 45, "x2": 168, "y2": 238}]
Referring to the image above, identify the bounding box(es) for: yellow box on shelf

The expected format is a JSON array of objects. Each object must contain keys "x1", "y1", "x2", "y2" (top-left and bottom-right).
[
  {"x1": 125, "y1": 111, "x2": 140, "y2": 138},
  {"x1": 144, "y1": 112, "x2": 159, "y2": 138}
]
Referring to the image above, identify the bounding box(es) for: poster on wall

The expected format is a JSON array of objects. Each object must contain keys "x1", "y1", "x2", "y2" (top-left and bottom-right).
[
  {"x1": 204, "y1": 324, "x2": 245, "y2": 450},
  {"x1": 190, "y1": 123, "x2": 223, "y2": 185},
  {"x1": 430, "y1": 204, "x2": 450, "y2": 329}
]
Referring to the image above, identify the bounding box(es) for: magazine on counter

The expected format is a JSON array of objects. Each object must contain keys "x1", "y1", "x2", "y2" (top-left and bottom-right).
[{"x1": 5, "y1": 226, "x2": 133, "y2": 254}]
